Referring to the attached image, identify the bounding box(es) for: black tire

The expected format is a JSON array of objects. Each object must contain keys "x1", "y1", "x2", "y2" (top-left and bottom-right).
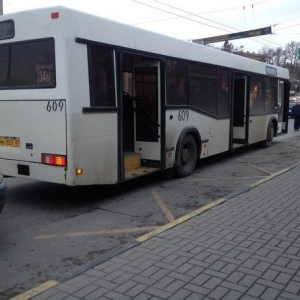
[
  {"x1": 175, "y1": 134, "x2": 197, "y2": 177},
  {"x1": 261, "y1": 121, "x2": 274, "y2": 148}
]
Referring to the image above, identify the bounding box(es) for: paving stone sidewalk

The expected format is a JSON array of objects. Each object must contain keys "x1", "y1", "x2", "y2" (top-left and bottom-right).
[{"x1": 29, "y1": 163, "x2": 300, "y2": 300}]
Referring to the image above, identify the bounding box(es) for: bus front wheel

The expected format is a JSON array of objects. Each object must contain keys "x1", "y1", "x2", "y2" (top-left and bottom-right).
[{"x1": 175, "y1": 134, "x2": 197, "y2": 177}]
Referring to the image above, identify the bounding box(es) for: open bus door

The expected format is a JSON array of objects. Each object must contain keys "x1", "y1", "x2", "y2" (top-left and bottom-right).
[
  {"x1": 133, "y1": 62, "x2": 161, "y2": 163},
  {"x1": 277, "y1": 80, "x2": 290, "y2": 134},
  {"x1": 232, "y1": 74, "x2": 249, "y2": 148},
  {"x1": 119, "y1": 56, "x2": 162, "y2": 181}
]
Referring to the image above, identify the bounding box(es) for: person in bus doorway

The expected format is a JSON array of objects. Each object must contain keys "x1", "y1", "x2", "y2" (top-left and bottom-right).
[{"x1": 292, "y1": 101, "x2": 300, "y2": 131}]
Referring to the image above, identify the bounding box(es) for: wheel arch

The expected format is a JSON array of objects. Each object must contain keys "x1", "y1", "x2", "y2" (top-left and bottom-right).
[{"x1": 174, "y1": 127, "x2": 201, "y2": 168}]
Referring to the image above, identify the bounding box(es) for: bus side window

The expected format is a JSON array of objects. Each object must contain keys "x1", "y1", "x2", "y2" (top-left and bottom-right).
[{"x1": 88, "y1": 45, "x2": 116, "y2": 107}]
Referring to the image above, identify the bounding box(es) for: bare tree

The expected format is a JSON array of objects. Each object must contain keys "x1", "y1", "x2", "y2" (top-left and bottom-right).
[
  {"x1": 285, "y1": 41, "x2": 300, "y2": 77},
  {"x1": 259, "y1": 42, "x2": 300, "y2": 79},
  {"x1": 258, "y1": 46, "x2": 284, "y2": 66}
]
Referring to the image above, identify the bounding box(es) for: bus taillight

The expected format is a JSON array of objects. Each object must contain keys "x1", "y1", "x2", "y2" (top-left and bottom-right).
[{"x1": 41, "y1": 154, "x2": 67, "y2": 167}]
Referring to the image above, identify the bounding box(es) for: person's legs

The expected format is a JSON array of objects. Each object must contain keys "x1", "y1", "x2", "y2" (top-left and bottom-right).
[{"x1": 295, "y1": 116, "x2": 300, "y2": 131}]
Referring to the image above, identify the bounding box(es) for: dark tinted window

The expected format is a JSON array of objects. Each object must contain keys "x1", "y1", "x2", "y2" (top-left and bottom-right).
[
  {"x1": 0, "y1": 20, "x2": 14, "y2": 40},
  {"x1": 190, "y1": 64, "x2": 217, "y2": 77},
  {"x1": 89, "y1": 45, "x2": 115, "y2": 107},
  {"x1": 265, "y1": 77, "x2": 278, "y2": 113},
  {"x1": 190, "y1": 63, "x2": 218, "y2": 115},
  {"x1": 167, "y1": 59, "x2": 230, "y2": 118},
  {"x1": 0, "y1": 39, "x2": 55, "y2": 89},
  {"x1": 250, "y1": 75, "x2": 265, "y2": 114},
  {"x1": 190, "y1": 76, "x2": 218, "y2": 114},
  {"x1": 166, "y1": 60, "x2": 188, "y2": 105},
  {"x1": 218, "y1": 69, "x2": 230, "y2": 117}
]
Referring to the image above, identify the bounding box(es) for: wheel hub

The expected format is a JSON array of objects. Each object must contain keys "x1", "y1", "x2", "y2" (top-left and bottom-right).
[{"x1": 182, "y1": 148, "x2": 190, "y2": 163}]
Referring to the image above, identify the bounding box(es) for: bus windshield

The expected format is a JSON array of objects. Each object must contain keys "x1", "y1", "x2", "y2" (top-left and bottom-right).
[{"x1": 0, "y1": 38, "x2": 55, "y2": 89}]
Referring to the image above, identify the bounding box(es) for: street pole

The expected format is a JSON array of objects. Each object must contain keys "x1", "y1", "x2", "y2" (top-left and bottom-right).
[{"x1": 0, "y1": 0, "x2": 3, "y2": 15}]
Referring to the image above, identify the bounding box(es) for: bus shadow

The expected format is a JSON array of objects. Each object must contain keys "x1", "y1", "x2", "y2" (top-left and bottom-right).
[
  {"x1": 5, "y1": 141, "x2": 280, "y2": 211},
  {"x1": 5, "y1": 172, "x2": 172, "y2": 211}
]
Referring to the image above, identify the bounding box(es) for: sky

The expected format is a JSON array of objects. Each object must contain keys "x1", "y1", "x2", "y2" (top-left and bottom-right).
[{"x1": 2, "y1": 0, "x2": 300, "y2": 53}]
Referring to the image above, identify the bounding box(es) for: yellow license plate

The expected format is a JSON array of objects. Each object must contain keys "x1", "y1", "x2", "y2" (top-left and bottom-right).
[{"x1": 0, "y1": 136, "x2": 21, "y2": 148}]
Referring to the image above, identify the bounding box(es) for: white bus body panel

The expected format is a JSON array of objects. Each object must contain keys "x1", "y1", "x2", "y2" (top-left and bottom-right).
[
  {"x1": 71, "y1": 113, "x2": 119, "y2": 185},
  {"x1": 0, "y1": 100, "x2": 67, "y2": 184},
  {"x1": 165, "y1": 109, "x2": 230, "y2": 164},
  {"x1": 248, "y1": 115, "x2": 276, "y2": 145}
]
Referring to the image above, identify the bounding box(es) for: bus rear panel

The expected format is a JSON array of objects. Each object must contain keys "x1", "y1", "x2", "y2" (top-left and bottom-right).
[
  {"x1": 0, "y1": 32, "x2": 68, "y2": 184},
  {"x1": 0, "y1": 100, "x2": 67, "y2": 184}
]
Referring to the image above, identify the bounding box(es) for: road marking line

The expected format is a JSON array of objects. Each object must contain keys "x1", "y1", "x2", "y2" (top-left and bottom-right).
[
  {"x1": 137, "y1": 166, "x2": 291, "y2": 244},
  {"x1": 35, "y1": 226, "x2": 158, "y2": 240},
  {"x1": 283, "y1": 145, "x2": 300, "y2": 150},
  {"x1": 184, "y1": 176, "x2": 267, "y2": 181},
  {"x1": 10, "y1": 280, "x2": 59, "y2": 300},
  {"x1": 152, "y1": 190, "x2": 175, "y2": 222},
  {"x1": 250, "y1": 167, "x2": 290, "y2": 187},
  {"x1": 137, "y1": 198, "x2": 226, "y2": 242},
  {"x1": 234, "y1": 158, "x2": 273, "y2": 175},
  {"x1": 237, "y1": 154, "x2": 283, "y2": 157}
]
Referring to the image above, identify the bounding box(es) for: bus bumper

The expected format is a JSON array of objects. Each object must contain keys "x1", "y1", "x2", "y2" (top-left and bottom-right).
[{"x1": 0, "y1": 159, "x2": 67, "y2": 185}]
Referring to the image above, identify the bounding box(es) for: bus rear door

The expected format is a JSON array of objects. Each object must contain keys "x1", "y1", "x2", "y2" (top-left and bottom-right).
[{"x1": 232, "y1": 74, "x2": 249, "y2": 147}]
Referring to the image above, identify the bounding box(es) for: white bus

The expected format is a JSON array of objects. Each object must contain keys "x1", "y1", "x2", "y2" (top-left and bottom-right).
[{"x1": 0, "y1": 6, "x2": 290, "y2": 186}]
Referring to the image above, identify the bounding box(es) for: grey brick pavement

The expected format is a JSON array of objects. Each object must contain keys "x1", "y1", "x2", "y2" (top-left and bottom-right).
[{"x1": 30, "y1": 164, "x2": 300, "y2": 300}]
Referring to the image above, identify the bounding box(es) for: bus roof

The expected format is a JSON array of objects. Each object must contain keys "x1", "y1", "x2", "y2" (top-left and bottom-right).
[{"x1": 0, "y1": 6, "x2": 289, "y2": 79}]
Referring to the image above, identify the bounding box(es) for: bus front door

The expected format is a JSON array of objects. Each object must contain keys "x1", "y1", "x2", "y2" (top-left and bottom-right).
[
  {"x1": 133, "y1": 62, "x2": 161, "y2": 163},
  {"x1": 232, "y1": 75, "x2": 249, "y2": 147}
]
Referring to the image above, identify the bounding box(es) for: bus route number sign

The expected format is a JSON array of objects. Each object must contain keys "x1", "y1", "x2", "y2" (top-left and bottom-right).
[{"x1": 36, "y1": 65, "x2": 52, "y2": 85}]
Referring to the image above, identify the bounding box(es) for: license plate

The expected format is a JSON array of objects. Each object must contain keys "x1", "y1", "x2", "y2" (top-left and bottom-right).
[{"x1": 0, "y1": 136, "x2": 20, "y2": 148}]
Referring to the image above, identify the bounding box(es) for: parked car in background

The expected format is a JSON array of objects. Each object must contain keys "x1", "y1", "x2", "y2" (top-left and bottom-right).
[
  {"x1": 289, "y1": 91, "x2": 299, "y2": 117},
  {"x1": 0, "y1": 177, "x2": 7, "y2": 215}
]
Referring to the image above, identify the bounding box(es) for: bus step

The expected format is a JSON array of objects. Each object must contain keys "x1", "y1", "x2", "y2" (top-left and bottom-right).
[
  {"x1": 125, "y1": 166, "x2": 158, "y2": 180},
  {"x1": 124, "y1": 153, "x2": 141, "y2": 172}
]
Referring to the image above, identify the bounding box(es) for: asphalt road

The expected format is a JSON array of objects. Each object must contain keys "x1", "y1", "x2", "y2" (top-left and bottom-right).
[{"x1": 1, "y1": 119, "x2": 300, "y2": 299}]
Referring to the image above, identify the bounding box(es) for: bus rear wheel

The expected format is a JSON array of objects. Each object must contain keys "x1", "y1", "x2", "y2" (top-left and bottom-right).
[
  {"x1": 175, "y1": 134, "x2": 197, "y2": 177},
  {"x1": 261, "y1": 121, "x2": 274, "y2": 148}
]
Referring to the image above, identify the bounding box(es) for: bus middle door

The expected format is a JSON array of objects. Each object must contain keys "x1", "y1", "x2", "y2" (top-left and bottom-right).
[{"x1": 133, "y1": 62, "x2": 161, "y2": 165}]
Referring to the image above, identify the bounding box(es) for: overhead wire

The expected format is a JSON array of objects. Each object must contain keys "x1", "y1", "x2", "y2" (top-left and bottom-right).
[
  {"x1": 152, "y1": 0, "x2": 246, "y2": 33},
  {"x1": 132, "y1": 0, "x2": 282, "y2": 49},
  {"x1": 153, "y1": 0, "x2": 284, "y2": 47},
  {"x1": 131, "y1": 0, "x2": 233, "y2": 33},
  {"x1": 136, "y1": 0, "x2": 269, "y2": 25},
  {"x1": 275, "y1": 22, "x2": 300, "y2": 32}
]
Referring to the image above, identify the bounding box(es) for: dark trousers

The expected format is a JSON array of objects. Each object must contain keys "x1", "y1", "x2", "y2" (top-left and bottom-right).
[{"x1": 294, "y1": 115, "x2": 300, "y2": 130}]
